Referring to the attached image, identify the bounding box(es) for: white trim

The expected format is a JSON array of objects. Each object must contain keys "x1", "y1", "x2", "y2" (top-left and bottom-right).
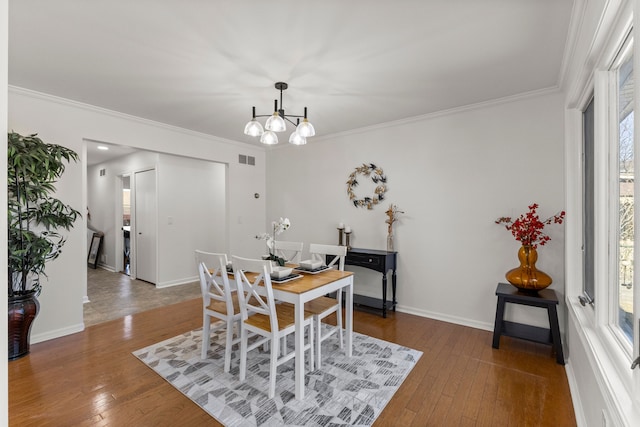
[
  {"x1": 569, "y1": 300, "x2": 638, "y2": 426},
  {"x1": 559, "y1": 0, "x2": 588, "y2": 92},
  {"x1": 155, "y1": 276, "x2": 199, "y2": 289},
  {"x1": 8, "y1": 85, "x2": 256, "y2": 150},
  {"x1": 397, "y1": 305, "x2": 493, "y2": 332},
  {"x1": 281, "y1": 86, "x2": 563, "y2": 146},
  {"x1": 564, "y1": 361, "x2": 588, "y2": 427},
  {"x1": 31, "y1": 323, "x2": 84, "y2": 344}
]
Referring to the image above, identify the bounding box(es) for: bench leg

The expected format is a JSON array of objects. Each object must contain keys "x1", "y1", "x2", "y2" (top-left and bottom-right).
[
  {"x1": 492, "y1": 296, "x2": 506, "y2": 349},
  {"x1": 548, "y1": 305, "x2": 565, "y2": 365}
]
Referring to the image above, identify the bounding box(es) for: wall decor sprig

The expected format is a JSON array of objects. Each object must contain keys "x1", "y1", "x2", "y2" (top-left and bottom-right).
[{"x1": 346, "y1": 163, "x2": 387, "y2": 209}]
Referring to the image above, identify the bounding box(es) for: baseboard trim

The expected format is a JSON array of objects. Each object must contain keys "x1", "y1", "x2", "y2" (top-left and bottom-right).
[
  {"x1": 31, "y1": 323, "x2": 84, "y2": 344},
  {"x1": 155, "y1": 276, "x2": 198, "y2": 289},
  {"x1": 396, "y1": 304, "x2": 494, "y2": 332}
]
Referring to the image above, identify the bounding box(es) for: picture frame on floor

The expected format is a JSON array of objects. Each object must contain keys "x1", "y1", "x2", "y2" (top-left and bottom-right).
[{"x1": 88, "y1": 232, "x2": 103, "y2": 269}]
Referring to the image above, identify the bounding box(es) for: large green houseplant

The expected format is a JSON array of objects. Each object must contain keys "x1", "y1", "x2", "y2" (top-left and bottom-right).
[{"x1": 8, "y1": 132, "x2": 80, "y2": 360}]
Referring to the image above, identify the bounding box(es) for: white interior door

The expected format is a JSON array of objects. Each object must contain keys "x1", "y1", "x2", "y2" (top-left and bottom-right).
[{"x1": 134, "y1": 169, "x2": 157, "y2": 284}]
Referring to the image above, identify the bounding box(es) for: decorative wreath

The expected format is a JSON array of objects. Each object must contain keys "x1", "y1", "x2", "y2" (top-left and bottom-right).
[{"x1": 346, "y1": 163, "x2": 387, "y2": 209}]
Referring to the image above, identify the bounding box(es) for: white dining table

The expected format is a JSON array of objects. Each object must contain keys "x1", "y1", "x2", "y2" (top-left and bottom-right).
[{"x1": 269, "y1": 269, "x2": 354, "y2": 400}]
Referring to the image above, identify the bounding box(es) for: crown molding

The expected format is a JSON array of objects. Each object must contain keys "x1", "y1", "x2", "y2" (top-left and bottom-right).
[
  {"x1": 8, "y1": 85, "x2": 261, "y2": 151},
  {"x1": 309, "y1": 86, "x2": 562, "y2": 143}
]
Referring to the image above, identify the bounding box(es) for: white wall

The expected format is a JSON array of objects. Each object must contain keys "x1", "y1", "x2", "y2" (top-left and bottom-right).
[
  {"x1": 157, "y1": 153, "x2": 227, "y2": 286},
  {"x1": 267, "y1": 90, "x2": 565, "y2": 331},
  {"x1": 87, "y1": 151, "x2": 227, "y2": 287},
  {"x1": 8, "y1": 87, "x2": 267, "y2": 343},
  {"x1": 1, "y1": 0, "x2": 9, "y2": 421}
]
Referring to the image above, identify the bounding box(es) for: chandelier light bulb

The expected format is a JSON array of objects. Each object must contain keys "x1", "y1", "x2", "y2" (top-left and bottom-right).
[
  {"x1": 260, "y1": 130, "x2": 279, "y2": 145},
  {"x1": 297, "y1": 118, "x2": 315, "y2": 137},
  {"x1": 244, "y1": 118, "x2": 264, "y2": 137},
  {"x1": 265, "y1": 112, "x2": 286, "y2": 132},
  {"x1": 244, "y1": 82, "x2": 316, "y2": 145},
  {"x1": 289, "y1": 130, "x2": 307, "y2": 145}
]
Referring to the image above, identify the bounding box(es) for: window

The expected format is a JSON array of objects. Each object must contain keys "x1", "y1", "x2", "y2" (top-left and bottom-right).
[
  {"x1": 615, "y1": 46, "x2": 634, "y2": 343},
  {"x1": 583, "y1": 96, "x2": 595, "y2": 304}
]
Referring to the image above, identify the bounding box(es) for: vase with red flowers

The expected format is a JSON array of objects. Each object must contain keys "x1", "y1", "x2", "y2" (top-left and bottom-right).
[{"x1": 495, "y1": 203, "x2": 566, "y2": 292}]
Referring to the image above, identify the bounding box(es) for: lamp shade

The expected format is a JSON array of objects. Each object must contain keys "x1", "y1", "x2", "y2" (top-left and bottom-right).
[
  {"x1": 260, "y1": 130, "x2": 279, "y2": 145},
  {"x1": 244, "y1": 119, "x2": 264, "y2": 137},
  {"x1": 297, "y1": 118, "x2": 315, "y2": 137},
  {"x1": 289, "y1": 131, "x2": 307, "y2": 145},
  {"x1": 265, "y1": 112, "x2": 286, "y2": 132}
]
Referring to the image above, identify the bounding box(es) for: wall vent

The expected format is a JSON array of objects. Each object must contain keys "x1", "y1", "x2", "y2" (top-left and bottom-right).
[{"x1": 239, "y1": 154, "x2": 255, "y2": 166}]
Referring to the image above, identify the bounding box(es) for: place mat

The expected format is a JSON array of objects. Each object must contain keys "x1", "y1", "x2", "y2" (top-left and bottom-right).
[
  {"x1": 294, "y1": 265, "x2": 332, "y2": 274},
  {"x1": 133, "y1": 324, "x2": 422, "y2": 426},
  {"x1": 271, "y1": 273, "x2": 303, "y2": 283}
]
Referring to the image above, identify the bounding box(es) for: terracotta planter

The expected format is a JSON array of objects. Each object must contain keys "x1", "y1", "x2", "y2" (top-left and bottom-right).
[
  {"x1": 505, "y1": 245, "x2": 552, "y2": 292},
  {"x1": 8, "y1": 292, "x2": 40, "y2": 360}
]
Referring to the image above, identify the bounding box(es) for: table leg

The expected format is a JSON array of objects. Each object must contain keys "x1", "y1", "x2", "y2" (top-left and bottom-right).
[
  {"x1": 382, "y1": 272, "x2": 388, "y2": 318},
  {"x1": 294, "y1": 298, "x2": 305, "y2": 400},
  {"x1": 391, "y1": 269, "x2": 397, "y2": 311},
  {"x1": 492, "y1": 296, "x2": 506, "y2": 349},
  {"x1": 345, "y1": 278, "x2": 353, "y2": 357}
]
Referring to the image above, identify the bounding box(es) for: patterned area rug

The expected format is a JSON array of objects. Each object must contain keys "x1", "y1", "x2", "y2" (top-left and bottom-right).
[{"x1": 133, "y1": 324, "x2": 422, "y2": 426}]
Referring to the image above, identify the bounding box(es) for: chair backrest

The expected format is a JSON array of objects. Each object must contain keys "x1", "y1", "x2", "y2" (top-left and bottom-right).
[
  {"x1": 309, "y1": 243, "x2": 347, "y2": 271},
  {"x1": 273, "y1": 240, "x2": 304, "y2": 263},
  {"x1": 195, "y1": 250, "x2": 233, "y2": 313},
  {"x1": 232, "y1": 256, "x2": 279, "y2": 332}
]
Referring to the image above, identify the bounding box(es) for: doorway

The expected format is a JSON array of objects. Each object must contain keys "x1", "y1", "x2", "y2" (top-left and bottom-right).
[{"x1": 122, "y1": 175, "x2": 131, "y2": 275}]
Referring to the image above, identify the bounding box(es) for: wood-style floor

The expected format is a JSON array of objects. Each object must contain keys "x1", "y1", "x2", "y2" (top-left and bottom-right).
[{"x1": 9, "y1": 300, "x2": 576, "y2": 426}]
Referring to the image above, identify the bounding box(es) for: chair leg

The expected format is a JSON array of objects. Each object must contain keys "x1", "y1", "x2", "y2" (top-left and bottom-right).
[
  {"x1": 201, "y1": 314, "x2": 211, "y2": 359},
  {"x1": 315, "y1": 316, "x2": 322, "y2": 369},
  {"x1": 269, "y1": 333, "x2": 279, "y2": 399},
  {"x1": 337, "y1": 292, "x2": 344, "y2": 349},
  {"x1": 224, "y1": 318, "x2": 234, "y2": 373},
  {"x1": 239, "y1": 324, "x2": 248, "y2": 381},
  {"x1": 308, "y1": 321, "x2": 315, "y2": 371}
]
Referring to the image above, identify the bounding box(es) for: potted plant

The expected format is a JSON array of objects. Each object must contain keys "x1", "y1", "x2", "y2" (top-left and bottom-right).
[{"x1": 8, "y1": 132, "x2": 80, "y2": 360}]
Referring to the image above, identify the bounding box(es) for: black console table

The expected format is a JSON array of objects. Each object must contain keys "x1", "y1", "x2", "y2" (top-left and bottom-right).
[
  {"x1": 492, "y1": 282, "x2": 565, "y2": 365},
  {"x1": 344, "y1": 248, "x2": 397, "y2": 318}
]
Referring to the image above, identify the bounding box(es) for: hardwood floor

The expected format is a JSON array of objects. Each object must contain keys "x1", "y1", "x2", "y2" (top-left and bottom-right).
[{"x1": 9, "y1": 300, "x2": 576, "y2": 426}]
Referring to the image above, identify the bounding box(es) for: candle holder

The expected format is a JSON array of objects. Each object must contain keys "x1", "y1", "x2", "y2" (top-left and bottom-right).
[
  {"x1": 337, "y1": 227, "x2": 345, "y2": 246},
  {"x1": 345, "y1": 231, "x2": 352, "y2": 250}
]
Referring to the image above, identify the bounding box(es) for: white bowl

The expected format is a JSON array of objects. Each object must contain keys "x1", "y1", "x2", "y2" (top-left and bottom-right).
[
  {"x1": 299, "y1": 259, "x2": 322, "y2": 270},
  {"x1": 270, "y1": 266, "x2": 293, "y2": 279}
]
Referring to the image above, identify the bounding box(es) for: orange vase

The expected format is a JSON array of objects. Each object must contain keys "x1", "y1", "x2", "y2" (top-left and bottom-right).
[{"x1": 505, "y1": 245, "x2": 552, "y2": 292}]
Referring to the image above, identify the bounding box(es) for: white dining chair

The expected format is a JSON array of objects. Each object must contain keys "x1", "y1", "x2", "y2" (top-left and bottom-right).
[
  {"x1": 304, "y1": 243, "x2": 347, "y2": 368},
  {"x1": 232, "y1": 255, "x2": 314, "y2": 399},
  {"x1": 195, "y1": 250, "x2": 240, "y2": 373},
  {"x1": 273, "y1": 240, "x2": 304, "y2": 264}
]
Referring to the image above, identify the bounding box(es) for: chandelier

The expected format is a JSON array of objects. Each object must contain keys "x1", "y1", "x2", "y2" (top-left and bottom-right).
[{"x1": 244, "y1": 82, "x2": 315, "y2": 145}]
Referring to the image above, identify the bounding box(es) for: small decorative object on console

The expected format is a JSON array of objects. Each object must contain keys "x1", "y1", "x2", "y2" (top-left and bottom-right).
[{"x1": 385, "y1": 204, "x2": 404, "y2": 252}]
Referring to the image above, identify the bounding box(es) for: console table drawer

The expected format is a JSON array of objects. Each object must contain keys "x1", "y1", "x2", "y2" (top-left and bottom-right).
[{"x1": 346, "y1": 253, "x2": 382, "y2": 269}]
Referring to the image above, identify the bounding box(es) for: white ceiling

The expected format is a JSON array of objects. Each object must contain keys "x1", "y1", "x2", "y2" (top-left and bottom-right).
[{"x1": 9, "y1": 1, "x2": 575, "y2": 149}]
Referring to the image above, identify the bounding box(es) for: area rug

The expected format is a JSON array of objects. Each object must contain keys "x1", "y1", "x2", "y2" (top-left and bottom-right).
[{"x1": 133, "y1": 324, "x2": 422, "y2": 426}]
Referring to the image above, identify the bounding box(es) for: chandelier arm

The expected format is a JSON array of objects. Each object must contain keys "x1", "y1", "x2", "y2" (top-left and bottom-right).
[{"x1": 283, "y1": 117, "x2": 299, "y2": 126}]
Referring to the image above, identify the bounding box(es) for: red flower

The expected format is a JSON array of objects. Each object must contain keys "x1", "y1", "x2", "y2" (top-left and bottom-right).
[{"x1": 495, "y1": 203, "x2": 565, "y2": 248}]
